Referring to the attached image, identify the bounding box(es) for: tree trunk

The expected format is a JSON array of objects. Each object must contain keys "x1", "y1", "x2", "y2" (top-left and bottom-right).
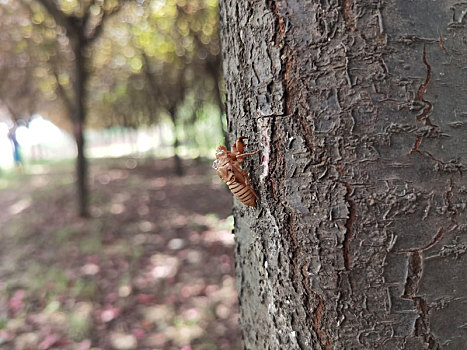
[
  {"x1": 74, "y1": 37, "x2": 89, "y2": 218},
  {"x1": 169, "y1": 109, "x2": 184, "y2": 176},
  {"x1": 219, "y1": 1, "x2": 467, "y2": 349}
]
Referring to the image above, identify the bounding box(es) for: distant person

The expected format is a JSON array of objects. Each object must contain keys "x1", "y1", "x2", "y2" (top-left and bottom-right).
[{"x1": 8, "y1": 126, "x2": 22, "y2": 171}]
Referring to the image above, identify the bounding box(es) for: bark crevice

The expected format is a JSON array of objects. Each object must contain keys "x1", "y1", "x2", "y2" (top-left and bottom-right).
[{"x1": 411, "y1": 45, "x2": 434, "y2": 155}]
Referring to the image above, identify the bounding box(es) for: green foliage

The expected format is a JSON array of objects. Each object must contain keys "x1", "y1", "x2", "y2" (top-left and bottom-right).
[
  {"x1": 87, "y1": 0, "x2": 224, "y2": 150},
  {"x1": 0, "y1": 0, "x2": 224, "y2": 151}
]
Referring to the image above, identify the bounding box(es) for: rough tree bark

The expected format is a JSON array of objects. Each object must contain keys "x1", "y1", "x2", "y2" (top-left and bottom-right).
[{"x1": 219, "y1": 1, "x2": 467, "y2": 349}]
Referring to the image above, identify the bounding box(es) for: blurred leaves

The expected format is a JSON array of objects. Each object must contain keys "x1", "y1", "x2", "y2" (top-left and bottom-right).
[
  {"x1": 0, "y1": 0, "x2": 224, "y2": 148},
  {"x1": 87, "y1": 0, "x2": 224, "y2": 145}
]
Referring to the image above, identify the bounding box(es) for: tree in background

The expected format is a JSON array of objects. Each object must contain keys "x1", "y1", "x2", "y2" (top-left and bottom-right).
[
  {"x1": 0, "y1": 0, "x2": 224, "y2": 215},
  {"x1": 32, "y1": 0, "x2": 127, "y2": 217},
  {"x1": 0, "y1": 1, "x2": 52, "y2": 123},
  {"x1": 128, "y1": 0, "x2": 222, "y2": 175},
  {"x1": 87, "y1": 0, "x2": 223, "y2": 174},
  {"x1": 220, "y1": 0, "x2": 467, "y2": 348}
]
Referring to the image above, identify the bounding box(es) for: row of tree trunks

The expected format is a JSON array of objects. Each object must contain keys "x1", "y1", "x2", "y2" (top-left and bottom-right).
[{"x1": 219, "y1": 0, "x2": 467, "y2": 348}]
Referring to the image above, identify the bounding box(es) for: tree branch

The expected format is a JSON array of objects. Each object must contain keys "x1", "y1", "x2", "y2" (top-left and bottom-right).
[
  {"x1": 82, "y1": 0, "x2": 98, "y2": 29},
  {"x1": 0, "y1": 96, "x2": 20, "y2": 122},
  {"x1": 53, "y1": 70, "x2": 75, "y2": 116},
  {"x1": 87, "y1": 1, "x2": 126, "y2": 42},
  {"x1": 35, "y1": 0, "x2": 77, "y2": 35}
]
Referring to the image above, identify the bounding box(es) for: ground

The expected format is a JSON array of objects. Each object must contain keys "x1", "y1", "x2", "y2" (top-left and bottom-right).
[{"x1": 0, "y1": 157, "x2": 241, "y2": 350}]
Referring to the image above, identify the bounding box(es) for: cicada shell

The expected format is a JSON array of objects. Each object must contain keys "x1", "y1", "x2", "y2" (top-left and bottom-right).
[{"x1": 213, "y1": 137, "x2": 259, "y2": 207}]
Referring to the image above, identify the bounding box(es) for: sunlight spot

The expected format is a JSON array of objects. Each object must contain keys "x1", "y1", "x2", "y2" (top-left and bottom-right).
[
  {"x1": 125, "y1": 159, "x2": 137, "y2": 169},
  {"x1": 109, "y1": 332, "x2": 137, "y2": 350},
  {"x1": 222, "y1": 276, "x2": 236, "y2": 289},
  {"x1": 143, "y1": 304, "x2": 173, "y2": 325},
  {"x1": 138, "y1": 221, "x2": 154, "y2": 232},
  {"x1": 205, "y1": 285, "x2": 219, "y2": 296},
  {"x1": 167, "y1": 238, "x2": 185, "y2": 250},
  {"x1": 186, "y1": 250, "x2": 201, "y2": 264},
  {"x1": 81, "y1": 263, "x2": 100, "y2": 276},
  {"x1": 150, "y1": 177, "x2": 166, "y2": 188},
  {"x1": 202, "y1": 230, "x2": 234, "y2": 246},
  {"x1": 118, "y1": 285, "x2": 132, "y2": 298},
  {"x1": 9, "y1": 198, "x2": 31, "y2": 215},
  {"x1": 100, "y1": 307, "x2": 121, "y2": 323},
  {"x1": 97, "y1": 174, "x2": 111, "y2": 185},
  {"x1": 150, "y1": 254, "x2": 179, "y2": 280},
  {"x1": 215, "y1": 304, "x2": 230, "y2": 319},
  {"x1": 28, "y1": 165, "x2": 51, "y2": 175},
  {"x1": 183, "y1": 308, "x2": 199, "y2": 321},
  {"x1": 151, "y1": 0, "x2": 166, "y2": 12},
  {"x1": 166, "y1": 324, "x2": 203, "y2": 346},
  {"x1": 151, "y1": 265, "x2": 173, "y2": 279},
  {"x1": 110, "y1": 203, "x2": 125, "y2": 214}
]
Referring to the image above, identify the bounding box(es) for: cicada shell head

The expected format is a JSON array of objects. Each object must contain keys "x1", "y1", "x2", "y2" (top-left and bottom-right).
[{"x1": 215, "y1": 145, "x2": 227, "y2": 158}]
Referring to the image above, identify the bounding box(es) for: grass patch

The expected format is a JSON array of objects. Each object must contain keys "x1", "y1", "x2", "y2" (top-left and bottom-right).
[
  {"x1": 72, "y1": 278, "x2": 97, "y2": 300},
  {"x1": 24, "y1": 265, "x2": 69, "y2": 296},
  {"x1": 53, "y1": 227, "x2": 76, "y2": 244},
  {"x1": 79, "y1": 234, "x2": 103, "y2": 255},
  {"x1": 0, "y1": 317, "x2": 7, "y2": 330},
  {"x1": 67, "y1": 302, "x2": 93, "y2": 341}
]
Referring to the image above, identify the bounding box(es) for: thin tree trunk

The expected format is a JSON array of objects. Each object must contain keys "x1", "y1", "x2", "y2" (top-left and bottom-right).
[
  {"x1": 219, "y1": 0, "x2": 467, "y2": 349},
  {"x1": 75, "y1": 122, "x2": 88, "y2": 217},
  {"x1": 74, "y1": 38, "x2": 88, "y2": 218},
  {"x1": 169, "y1": 109, "x2": 184, "y2": 176},
  {"x1": 35, "y1": 0, "x2": 124, "y2": 218}
]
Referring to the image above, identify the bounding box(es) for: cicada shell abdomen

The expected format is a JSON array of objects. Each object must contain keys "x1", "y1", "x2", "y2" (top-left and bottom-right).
[{"x1": 226, "y1": 178, "x2": 257, "y2": 207}]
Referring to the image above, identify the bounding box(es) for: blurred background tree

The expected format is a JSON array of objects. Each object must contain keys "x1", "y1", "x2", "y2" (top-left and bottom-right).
[{"x1": 0, "y1": 0, "x2": 225, "y2": 216}]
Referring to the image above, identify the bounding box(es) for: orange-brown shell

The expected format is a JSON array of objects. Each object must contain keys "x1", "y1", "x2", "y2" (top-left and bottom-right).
[
  {"x1": 213, "y1": 139, "x2": 258, "y2": 207},
  {"x1": 225, "y1": 178, "x2": 257, "y2": 207}
]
